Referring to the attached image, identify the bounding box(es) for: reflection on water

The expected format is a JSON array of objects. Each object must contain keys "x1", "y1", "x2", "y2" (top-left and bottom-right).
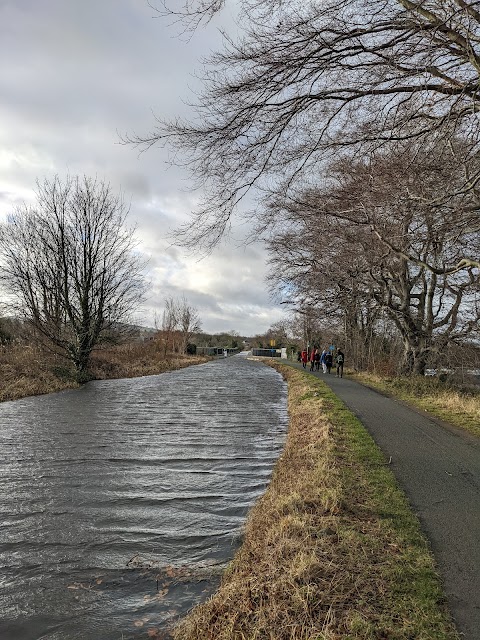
[{"x1": 0, "y1": 354, "x2": 287, "y2": 639}]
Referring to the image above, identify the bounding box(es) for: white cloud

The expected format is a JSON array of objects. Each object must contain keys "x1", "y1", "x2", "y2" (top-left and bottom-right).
[{"x1": 0, "y1": 0, "x2": 285, "y2": 335}]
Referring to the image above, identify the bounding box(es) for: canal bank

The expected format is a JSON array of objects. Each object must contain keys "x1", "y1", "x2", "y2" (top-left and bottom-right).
[
  {"x1": 172, "y1": 364, "x2": 459, "y2": 640},
  {"x1": 0, "y1": 355, "x2": 288, "y2": 640}
]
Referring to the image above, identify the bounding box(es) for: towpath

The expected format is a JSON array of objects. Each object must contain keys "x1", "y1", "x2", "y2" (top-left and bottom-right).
[{"x1": 288, "y1": 362, "x2": 480, "y2": 640}]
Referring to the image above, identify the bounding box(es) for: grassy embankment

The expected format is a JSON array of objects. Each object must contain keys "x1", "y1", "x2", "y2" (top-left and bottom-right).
[
  {"x1": 172, "y1": 364, "x2": 458, "y2": 640},
  {"x1": 0, "y1": 341, "x2": 210, "y2": 403},
  {"x1": 351, "y1": 372, "x2": 480, "y2": 438}
]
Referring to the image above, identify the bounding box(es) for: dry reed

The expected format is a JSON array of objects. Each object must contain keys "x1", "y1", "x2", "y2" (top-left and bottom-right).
[
  {"x1": 0, "y1": 340, "x2": 210, "y2": 403},
  {"x1": 0, "y1": 343, "x2": 76, "y2": 402}
]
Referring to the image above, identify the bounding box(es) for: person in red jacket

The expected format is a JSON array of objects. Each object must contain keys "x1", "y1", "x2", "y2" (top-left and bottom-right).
[
  {"x1": 301, "y1": 349, "x2": 308, "y2": 368},
  {"x1": 309, "y1": 348, "x2": 316, "y2": 371}
]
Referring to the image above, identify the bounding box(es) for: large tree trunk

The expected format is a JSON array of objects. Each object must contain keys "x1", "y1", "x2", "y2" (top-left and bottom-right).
[
  {"x1": 401, "y1": 335, "x2": 429, "y2": 376},
  {"x1": 71, "y1": 344, "x2": 92, "y2": 380}
]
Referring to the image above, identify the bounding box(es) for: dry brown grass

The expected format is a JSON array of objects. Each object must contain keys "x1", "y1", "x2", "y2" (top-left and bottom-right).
[
  {"x1": 89, "y1": 341, "x2": 209, "y2": 380},
  {"x1": 172, "y1": 365, "x2": 458, "y2": 640},
  {"x1": 0, "y1": 340, "x2": 210, "y2": 403},
  {"x1": 0, "y1": 343, "x2": 77, "y2": 402}
]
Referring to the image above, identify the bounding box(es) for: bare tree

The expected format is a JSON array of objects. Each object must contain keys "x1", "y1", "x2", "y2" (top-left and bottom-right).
[
  {"x1": 160, "y1": 295, "x2": 202, "y2": 354},
  {"x1": 161, "y1": 296, "x2": 179, "y2": 355},
  {"x1": 264, "y1": 320, "x2": 289, "y2": 347},
  {"x1": 0, "y1": 176, "x2": 147, "y2": 378},
  {"x1": 178, "y1": 296, "x2": 202, "y2": 353},
  {"x1": 268, "y1": 143, "x2": 480, "y2": 373},
  {"x1": 137, "y1": 0, "x2": 480, "y2": 264},
  {"x1": 148, "y1": 0, "x2": 480, "y2": 373}
]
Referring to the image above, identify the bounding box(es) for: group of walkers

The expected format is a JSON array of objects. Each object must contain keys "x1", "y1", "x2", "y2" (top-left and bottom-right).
[{"x1": 299, "y1": 347, "x2": 345, "y2": 378}]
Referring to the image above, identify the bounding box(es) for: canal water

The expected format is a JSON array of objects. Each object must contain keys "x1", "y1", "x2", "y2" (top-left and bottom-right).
[{"x1": 0, "y1": 354, "x2": 288, "y2": 639}]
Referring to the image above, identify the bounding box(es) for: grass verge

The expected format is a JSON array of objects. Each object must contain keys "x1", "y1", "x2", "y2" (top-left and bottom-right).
[
  {"x1": 350, "y1": 372, "x2": 480, "y2": 438},
  {"x1": 172, "y1": 364, "x2": 459, "y2": 640}
]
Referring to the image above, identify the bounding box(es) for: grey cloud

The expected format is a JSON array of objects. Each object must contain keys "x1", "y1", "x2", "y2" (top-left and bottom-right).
[{"x1": 0, "y1": 0, "x2": 285, "y2": 335}]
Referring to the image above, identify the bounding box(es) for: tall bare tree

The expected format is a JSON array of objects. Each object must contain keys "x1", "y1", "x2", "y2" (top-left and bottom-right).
[
  {"x1": 0, "y1": 176, "x2": 146, "y2": 378},
  {"x1": 137, "y1": 0, "x2": 480, "y2": 266},
  {"x1": 268, "y1": 142, "x2": 480, "y2": 373}
]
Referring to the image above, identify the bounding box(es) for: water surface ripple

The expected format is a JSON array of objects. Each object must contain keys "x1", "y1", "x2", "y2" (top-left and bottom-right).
[{"x1": 0, "y1": 354, "x2": 288, "y2": 639}]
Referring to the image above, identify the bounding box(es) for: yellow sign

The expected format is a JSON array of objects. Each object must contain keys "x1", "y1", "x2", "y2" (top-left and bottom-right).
[{"x1": 270, "y1": 339, "x2": 276, "y2": 347}]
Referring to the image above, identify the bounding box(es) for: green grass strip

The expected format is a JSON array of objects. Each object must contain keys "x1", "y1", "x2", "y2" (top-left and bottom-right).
[{"x1": 171, "y1": 365, "x2": 459, "y2": 640}]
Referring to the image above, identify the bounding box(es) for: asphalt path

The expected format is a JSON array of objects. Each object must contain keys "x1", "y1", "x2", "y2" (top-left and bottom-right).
[{"x1": 290, "y1": 363, "x2": 480, "y2": 640}]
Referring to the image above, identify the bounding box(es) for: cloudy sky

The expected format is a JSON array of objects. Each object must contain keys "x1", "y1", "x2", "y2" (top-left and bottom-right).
[{"x1": 0, "y1": 0, "x2": 287, "y2": 336}]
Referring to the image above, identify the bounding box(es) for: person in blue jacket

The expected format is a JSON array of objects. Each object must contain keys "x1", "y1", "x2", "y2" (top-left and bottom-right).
[{"x1": 320, "y1": 349, "x2": 327, "y2": 373}]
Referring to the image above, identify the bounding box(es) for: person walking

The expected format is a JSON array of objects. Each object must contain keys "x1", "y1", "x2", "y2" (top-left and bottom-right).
[
  {"x1": 320, "y1": 349, "x2": 327, "y2": 373},
  {"x1": 325, "y1": 350, "x2": 333, "y2": 374},
  {"x1": 301, "y1": 349, "x2": 308, "y2": 368},
  {"x1": 336, "y1": 349, "x2": 345, "y2": 378},
  {"x1": 314, "y1": 349, "x2": 321, "y2": 371},
  {"x1": 309, "y1": 348, "x2": 316, "y2": 371}
]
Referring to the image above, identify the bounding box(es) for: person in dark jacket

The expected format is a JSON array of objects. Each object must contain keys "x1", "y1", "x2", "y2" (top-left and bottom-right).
[
  {"x1": 324, "y1": 351, "x2": 333, "y2": 374},
  {"x1": 336, "y1": 349, "x2": 345, "y2": 378}
]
